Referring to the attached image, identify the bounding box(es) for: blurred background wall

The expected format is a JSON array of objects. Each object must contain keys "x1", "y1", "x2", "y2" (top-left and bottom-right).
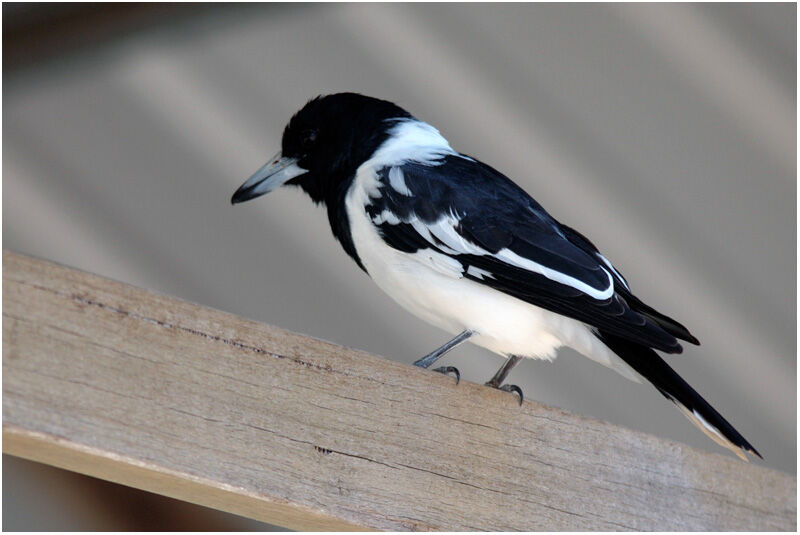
[{"x1": 3, "y1": 3, "x2": 795, "y2": 529}]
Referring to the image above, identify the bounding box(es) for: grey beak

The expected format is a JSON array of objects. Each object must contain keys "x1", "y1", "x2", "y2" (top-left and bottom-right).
[{"x1": 231, "y1": 152, "x2": 307, "y2": 204}]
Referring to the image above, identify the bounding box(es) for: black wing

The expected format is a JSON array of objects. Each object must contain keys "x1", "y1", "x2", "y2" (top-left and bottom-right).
[{"x1": 364, "y1": 154, "x2": 697, "y2": 353}]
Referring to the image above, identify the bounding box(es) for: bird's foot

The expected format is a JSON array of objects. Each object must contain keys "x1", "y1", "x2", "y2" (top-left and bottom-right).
[
  {"x1": 432, "y1": 366, "x2": 460, "y2": 384},
  {"x1": 485, "y1": 380, "x2": 523, "y2": 405}
]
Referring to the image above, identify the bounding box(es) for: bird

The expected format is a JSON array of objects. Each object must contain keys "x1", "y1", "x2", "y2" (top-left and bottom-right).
[{"x1": 231, "y1": 92, "x2": 760, "y2": 461}]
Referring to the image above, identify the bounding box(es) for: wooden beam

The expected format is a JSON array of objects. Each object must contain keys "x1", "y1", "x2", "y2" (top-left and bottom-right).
[{"x1": 3, "y1": 251, "x2": 795, "y2": 531}]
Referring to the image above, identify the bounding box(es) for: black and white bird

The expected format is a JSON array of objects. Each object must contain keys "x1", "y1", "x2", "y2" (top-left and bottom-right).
[{"x1": 231, "y1": 92, "x2": 759, "y2": 461}]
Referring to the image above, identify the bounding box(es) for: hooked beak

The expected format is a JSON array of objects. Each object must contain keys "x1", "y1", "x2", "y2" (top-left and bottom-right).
[{"x1": 231, "y1": 152, "x2": 307, "y2": 204}]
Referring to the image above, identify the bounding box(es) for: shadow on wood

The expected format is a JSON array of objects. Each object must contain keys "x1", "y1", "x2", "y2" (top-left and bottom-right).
[{"x1": 3, "y1": 251, "x2": 796, "y2": 530}]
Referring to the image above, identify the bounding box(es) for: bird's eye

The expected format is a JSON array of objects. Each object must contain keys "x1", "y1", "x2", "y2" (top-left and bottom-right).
[{"x1": 301, "y1": 129, "x2": 318, "y2": 148}]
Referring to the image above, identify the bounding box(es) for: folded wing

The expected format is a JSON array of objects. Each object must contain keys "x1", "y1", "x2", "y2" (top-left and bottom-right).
[{"x1": 365, "y1": 155, "x2": 696, "y2": 353}]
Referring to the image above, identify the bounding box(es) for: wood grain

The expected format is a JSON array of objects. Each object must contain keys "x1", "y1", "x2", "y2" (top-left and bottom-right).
[{"x1": 3, "y1": 251, "x2": 795, "y2": 531}]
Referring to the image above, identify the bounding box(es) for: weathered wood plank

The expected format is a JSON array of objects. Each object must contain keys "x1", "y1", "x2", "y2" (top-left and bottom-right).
[{"x1": 2, "y1": 251, "x2": 795, "y2": 530}]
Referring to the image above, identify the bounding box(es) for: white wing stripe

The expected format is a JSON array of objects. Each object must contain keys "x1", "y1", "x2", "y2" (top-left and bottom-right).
[
  {"x1": 408, "y1": 218, "x2": 459, "y2": 255},
  {"x1": 466, "y1": 265, "x2": 494, "y2": 280},
  {"x1": 409, "y1": 214, "x2": 615, "y2": 301},
  {"x1": 426, "y1": 215, "x2": 485, "y2": 256},
  {"x1": 372, "y1": 209, "x2": 401, "y2": 225},
  {"x1": 388, "y1": 166, "x2": 413, "y2": 196},
  {"x1": 596, "y1": 253, "x2": 630, "y2": 291},
  {"x1": 495, "y1": 248, "x2": 614, "y2": 300}
]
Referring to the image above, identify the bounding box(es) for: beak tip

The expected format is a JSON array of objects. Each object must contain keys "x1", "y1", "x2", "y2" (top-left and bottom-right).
[
  {"x1": 231, "y1": 153, "x2": 305, "y2": 206},
  {"x1": 231, "y1": 185, "x2": 256, "y2": 205}
]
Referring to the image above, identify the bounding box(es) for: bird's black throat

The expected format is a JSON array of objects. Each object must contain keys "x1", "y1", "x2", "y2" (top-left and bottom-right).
[{"x1": 328, "y1": 176, "x2": 367, "y2": 273}]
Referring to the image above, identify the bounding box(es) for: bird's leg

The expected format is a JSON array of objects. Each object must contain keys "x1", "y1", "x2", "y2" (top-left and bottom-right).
[
  {"x1": 413, "y1": 330, "x2": 474, "y2": 368},
  {"x1": 413, "y1": 329, "x2": 474, "y2": 383},
  {"x1": 485, "y1": 355, "x2": 524, "y2": 404}
]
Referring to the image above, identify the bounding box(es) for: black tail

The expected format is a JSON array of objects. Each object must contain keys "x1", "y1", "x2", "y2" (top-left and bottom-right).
[
  {"x1": 597, "y1": 330, "x2": 761, "y2": 460},
  {"x1": 622, "y1": 292, "x2": 701, "y2": 346}
]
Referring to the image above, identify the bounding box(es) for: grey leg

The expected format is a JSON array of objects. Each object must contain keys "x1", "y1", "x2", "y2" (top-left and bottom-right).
[
  {"x1": 413, "y1": 330, "x2": 474, "y2": 383},
  {"x1": 413, "y1": 329, "x2": 474, "y2": 369},
  {"x1": 485, "y1": 355, "x2": 524, "y2": 404}
]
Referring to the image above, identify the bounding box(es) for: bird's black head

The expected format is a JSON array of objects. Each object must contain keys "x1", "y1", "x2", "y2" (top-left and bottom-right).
[{"x1": 231, "y1": 93, "x2": 412, "y2": 206}]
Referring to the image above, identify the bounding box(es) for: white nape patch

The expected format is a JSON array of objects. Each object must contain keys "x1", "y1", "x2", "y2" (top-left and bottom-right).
[
  {"x1": 388, "y1": 167, "x2": 412, "y2": 196},
  {"x1": 674, "y1": 404, "x2": 749, "y2": 461},
  {"x1": 597, "y1": 253, "x2": 630, "y2": 291},
  {"x1": 369, "y1": 119, "x2": 456, "y2": 167},
  {"x1": 372, "y1": 209, "x2": 401, "y2": 225},
  {"x1": 495, "y1": 248, "x2": 614, "y2": 301},
  {"x1": 466, "y1": 265, "x2": 494, "y2": 280}
]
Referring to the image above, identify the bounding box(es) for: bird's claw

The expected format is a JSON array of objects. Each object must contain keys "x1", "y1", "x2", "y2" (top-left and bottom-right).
[
  {"x1": 499, "y1": 384, "x2": 524, "y2": 405},
  {"x1": 432, "y1": 365, "x2": 460, "y2": 384},
  {"x1": 485, "y1": 381, "x2": 524, "y2": 405}
]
